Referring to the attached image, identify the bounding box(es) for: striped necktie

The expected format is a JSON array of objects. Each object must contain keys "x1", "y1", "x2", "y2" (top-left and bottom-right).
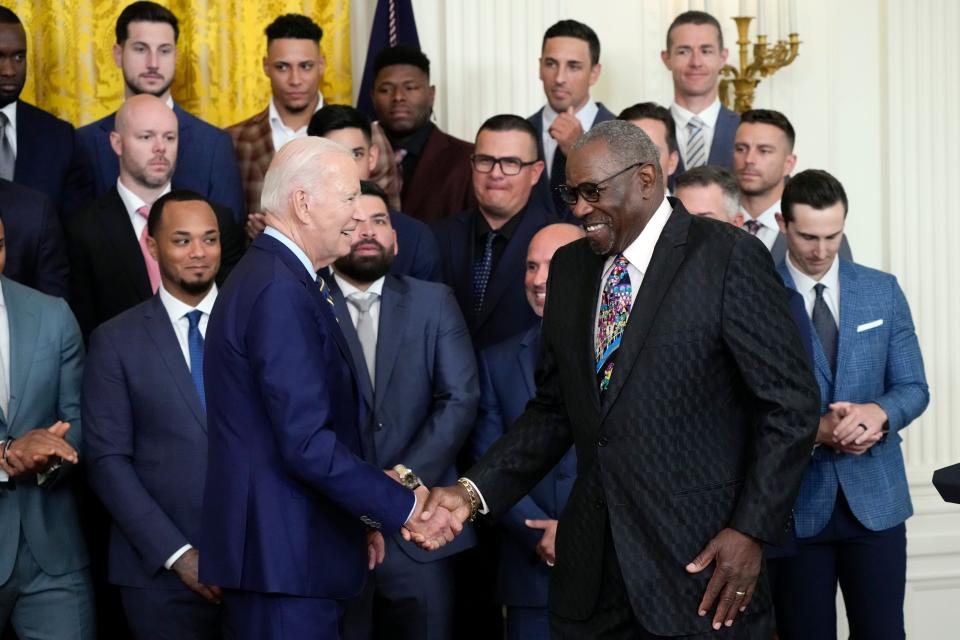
[{"x1": 686, "y1": 115, "x2": 707, "y2": 169}]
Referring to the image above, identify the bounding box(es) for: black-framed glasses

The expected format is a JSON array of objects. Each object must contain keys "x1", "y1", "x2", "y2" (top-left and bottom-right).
[
  {"x1": 556, "y1": 162, "x2": 645, "y2": 205},
  {"x1": 471, "y1": 154, "x2": 538, "y2": 176}
]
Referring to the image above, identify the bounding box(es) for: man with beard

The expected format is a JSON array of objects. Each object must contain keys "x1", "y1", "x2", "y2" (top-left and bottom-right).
[
  {"x1": 66, "y1": 94, "x2": 244, "y2": 339},
  {"x1": 76, "y1": 1, "x2": 245, "y2": 223},
  {"x1": 330, "y1": 180, "x2": 478, "y2": 640},
  {"x1": 0, "y1": 7, "x2": 91, "y2": 217},
  {"x1": 82, "y1": 190, "x2": 226, "y2": 639},
  {"x1": 733, "y1": 109, "x2": 852, "y2": 264},
  {"x1": 415, "y1": 120, "x2": 821, "y2": 638}
]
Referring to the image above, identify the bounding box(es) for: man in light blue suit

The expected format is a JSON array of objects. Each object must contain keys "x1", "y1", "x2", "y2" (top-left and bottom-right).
[
  {"x1": 470, "y1": 222, "x2": 584, "y2": 640},
  {"x1": 662, "y1": 11, "x2": 740, "y2": 190},
  {"x1": 0, "y1": 214, "x2": 92, "y2": 639},
  {"x1": 331, "y1": 181, "x2": 478, "y2": 640},
  {"x1": 773, "y1": 170, "x2": 929, "y2": 639},
  {"x1": 83, "y1": 190, "x2": 226, "y2": 639},
  {"x1": 76, "y1": 2, "x2": 245, "y2": 223}
]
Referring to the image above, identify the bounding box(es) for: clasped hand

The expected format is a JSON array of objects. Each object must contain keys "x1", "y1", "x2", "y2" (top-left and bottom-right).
[
  {"x1": 1, "y1": 421, "x2": 78, "y2": 478},
  {"x1": 817, "y1": 401, "x2": 887, "y2": 455},
  {"x1": 400, "y1": 484, "x2": 474, "y2": 551}
]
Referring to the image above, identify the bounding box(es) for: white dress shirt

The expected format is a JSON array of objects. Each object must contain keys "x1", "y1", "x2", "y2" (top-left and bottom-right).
[
  {"x1": 157, "y1": 283, "x2": 217, "y2": 569},
  {"x1": 334, "y1": 274, "x2": 384, "y2": 341},
  {"x1": 116, "y1": 178, "x2": 171, "y2": 240},
  {"x1": 470, "y1": 197, "x2": 674, "y2": 514},
  {"x1": 541, "y1": 99, "x2": 599, "y2": 178},
  {"x1": 269, "y1": 94, "x2": 324, "y2": 153},
  {"x1": 785, "y1": 253, "x2": 841, "y2": 327},
  {"x1": 0, "y1": 101, "x2": 18, "y2": 156},
  {"x1": 671, "y1": 98, "x2": 721, "y2": 168},
  {"x1": 0, "y1": 282, "x2": 9, "y2": 482},
  {"x1": 739, "y1": 199, "x2": 782, "y2": 251}
]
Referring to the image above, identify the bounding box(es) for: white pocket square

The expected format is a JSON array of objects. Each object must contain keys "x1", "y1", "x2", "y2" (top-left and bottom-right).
[{"x1": 857, "y1": 319, "x2": 884, "y2": 333}]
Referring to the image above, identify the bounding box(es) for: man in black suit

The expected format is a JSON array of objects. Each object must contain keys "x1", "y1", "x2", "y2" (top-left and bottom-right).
[
  {"x1": 66, "y1": 94, "x2": 243, "y2": 339},
  {"x1": 529, "y1": 20, "x2": 615, "y2": 214},
  {"x1": 0, "y1": 7, "x2": 92, "y2": 217},
  {"x1": 433, "y1": 114, "x2": 566, "y2": 352},
  {"x1": 418, "y1": 120, "x2": 820, "y2": 638},
  {"x1": 0, "y1": 180, "x2": 69, "y2": 297}
]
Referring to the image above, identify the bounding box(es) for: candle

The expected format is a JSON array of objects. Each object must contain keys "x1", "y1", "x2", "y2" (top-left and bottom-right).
[
  {"x1": 788, "y1": 0, "x2": 798, "y2": 33},
  {"x1": 740, "y1": 0, "x2": 748, "y2": 17},
  {"x1": 757, "y1": 0, "x2": 766, "y2": 35}
]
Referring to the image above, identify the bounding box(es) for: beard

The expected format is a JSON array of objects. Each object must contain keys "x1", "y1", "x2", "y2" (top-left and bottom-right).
[
  {"x1": 129, "y1": 161, "x2": 173, "y2": 190},
  {"x1": 334, "y1": 241, "x2": 395, "y2": 284},
  {"x1": 124, "y1": 74, "x2": 173, "y2": 99}
]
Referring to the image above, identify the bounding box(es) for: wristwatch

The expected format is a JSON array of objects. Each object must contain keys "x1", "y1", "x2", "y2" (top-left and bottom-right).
[{"x1": 393, "y1": 464, "x2": 423, "y2": 490}]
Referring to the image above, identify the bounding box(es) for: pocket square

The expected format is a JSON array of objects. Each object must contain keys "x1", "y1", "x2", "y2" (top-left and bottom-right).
[{"x1": 857, "y1": 319, "x2": 884, "y2": 333}]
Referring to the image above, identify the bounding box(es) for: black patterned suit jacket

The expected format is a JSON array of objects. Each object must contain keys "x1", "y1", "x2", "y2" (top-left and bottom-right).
[{"x1": 467, "y1": 200, "x2": 820, "y2": 636}]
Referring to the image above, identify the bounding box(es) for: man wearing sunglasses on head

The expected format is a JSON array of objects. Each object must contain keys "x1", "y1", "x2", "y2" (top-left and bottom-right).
[
  {"x1": 433, "y1": 114, "x2": 568, "y2": 353},
  {"x1": 418, "y1": 120, "x2": 821, "y2": 638}
]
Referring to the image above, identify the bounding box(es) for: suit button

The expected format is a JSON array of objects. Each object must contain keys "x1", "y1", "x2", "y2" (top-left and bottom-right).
[
  {"x1": 376, "y1": 423, "x2": 384, "y2": 431},
  {"x1": 597, "y1": 436, "x2": 608, "y2": 447},
  {"x1": 594, "y1": 499, "x2": 605, "y2": 510}
]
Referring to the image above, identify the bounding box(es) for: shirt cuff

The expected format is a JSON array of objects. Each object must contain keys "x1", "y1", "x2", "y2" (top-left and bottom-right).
[
  {"x1": 164, "y1": 544, "x2": 193, "y2": 570},
  {"x1": 405, "y1": 492, "x2": 418, "y2": 525},
  {"x1": 463, "y1": 478, "x2": 490, "y2": 515}
]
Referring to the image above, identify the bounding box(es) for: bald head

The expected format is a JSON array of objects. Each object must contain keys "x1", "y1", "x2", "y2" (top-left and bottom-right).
[
  {"x1": 525, "y1": 223, "x2": 585, "y2": 316},
  {"x1": 110, "y1": 94, "x2": 178, "y2": 196}
]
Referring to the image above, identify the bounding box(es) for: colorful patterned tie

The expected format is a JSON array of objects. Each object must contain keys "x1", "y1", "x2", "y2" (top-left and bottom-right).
[
  {"x1": 136, "y1": 205, "x2": 161, "y2": 292},
  {"x1": 596, "y1": 255, "x2": 632, "y2": 392}
]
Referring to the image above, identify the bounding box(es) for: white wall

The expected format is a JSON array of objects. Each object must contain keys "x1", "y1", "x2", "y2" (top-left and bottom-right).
[{"x1": 351, "y1": 1, "x2": 959, "y2": 636}]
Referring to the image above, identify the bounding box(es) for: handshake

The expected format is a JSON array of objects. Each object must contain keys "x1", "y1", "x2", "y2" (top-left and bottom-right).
[{"x1": 396, "y1": 476, "x2": 478, "y2": 552}]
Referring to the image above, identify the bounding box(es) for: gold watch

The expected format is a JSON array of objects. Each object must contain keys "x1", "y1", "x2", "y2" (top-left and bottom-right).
[{"x1": 393, "y1": 464, "x2": 422, "y2": 490}]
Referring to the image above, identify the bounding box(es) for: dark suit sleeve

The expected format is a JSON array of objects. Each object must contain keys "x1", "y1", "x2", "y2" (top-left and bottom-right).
[
  {"x1": 408, "y1": 224, "x2": 443, "y2": 283},
  {"x1": 721, "y1": 235, "x2": 821, "y2": 543},
  {"x1": 40, "y1": 299, "x2": 84, "y2": 489},
  {"x1": 32, "y1": 193, "x2": 70, "y2": 299},
  {"x1": 248, "y1": 280, "x2": 414, "y2": 531},
  {"x1": 64, "y1": 218, "x2": 97, "y2": 339},
  {"x1": 208, "y1": 131, "x2": 246, "y2": 224},
  {"x1": 392, "y1": 288, "x2": 478, "y2": 485},
  {"x1": 61, "y1": 129, "x2": 94, "y2": 217},
  {"x1": 82, "y1": 328, "x2": 190, "y2": 573},
  {"x1": 472, "y1": 350, "x2": 552, "y2": 551},
  {"x1": 214, "y1": 204, "x2": 245, "y2": 285}
]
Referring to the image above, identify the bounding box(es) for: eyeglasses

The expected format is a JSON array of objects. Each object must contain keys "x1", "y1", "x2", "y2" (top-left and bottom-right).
[
  {"x1": 471, "y1": 154, "x2": 538, "y2": 176},
  {"x1": 556, "y1": 162, "x2": 644, "y2": 205}
]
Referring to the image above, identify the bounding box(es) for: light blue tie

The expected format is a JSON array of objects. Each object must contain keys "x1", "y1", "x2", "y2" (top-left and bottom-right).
[{"x1": 185, "y1": 310, "x2": 206, "y2": 412}]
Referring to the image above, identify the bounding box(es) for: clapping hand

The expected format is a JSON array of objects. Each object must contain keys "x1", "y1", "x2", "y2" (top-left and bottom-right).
[{"x1": 1, "y1": 422, "x2": 78, "y2": 477}]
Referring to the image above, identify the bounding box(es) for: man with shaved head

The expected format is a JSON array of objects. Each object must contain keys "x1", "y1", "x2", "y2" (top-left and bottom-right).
[
  {"x1": 66, "y1": 94, "x2": 244, "y2": 339},
  {"x1": 199, "y1": 137, "x2": 458, "y2": 640},
  {"x1": 470, "y1": 222, "x2": 583, "y2": 640},
  {"x1": 420, "y1": 120, "x2": 820, "y2": 638}
]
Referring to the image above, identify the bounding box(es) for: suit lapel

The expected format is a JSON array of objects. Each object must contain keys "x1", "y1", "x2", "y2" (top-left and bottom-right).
[
  {"x1": 4, "y1": 279, "x2": 37, "y2": 427},
  {"x1": 449, "y1": 211, "x2": 475, "y2": 316},
  {"x1": 374, "y1": 276, "x2": 407, "y2": 412},
  {"x1": 569, "y1": 245, "x2": 606, "y2": 415},
  {"x1": 404, "y1": 127, "x2": 445, "y2": 215},
  {"x1": 101, "y1": 188, "x2": 153, "y2": 298},
  {"x1": 779, "y1": 264, "x2": 833, "y2": 384},
  {"x1": 328, "y1": 280, "x2": 374, "y2": 410},
  {"x1": 142, "y1": 296, "x2": 206, "y2": 428},
  {"x1": 833, "y1": 260, "x2": 859, "y2": 386},
  {"x1": 518, "y1": 325, "x2": 539, "y2": 398},
  {"x1": 252, "y1": 110, "x2": 274, "y2": 183},
  {"x1": 600, "y1": 207, "x2": 690, "y2": 419}
]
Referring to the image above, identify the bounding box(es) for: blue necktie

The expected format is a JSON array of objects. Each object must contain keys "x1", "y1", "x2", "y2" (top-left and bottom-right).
[{"x1": 185, "y1": 310, "x2": 206, "y2": 412}]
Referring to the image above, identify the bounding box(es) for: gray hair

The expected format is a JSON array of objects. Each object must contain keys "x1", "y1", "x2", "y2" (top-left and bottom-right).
[
  {"x1": 674, "y1": 165, "x2": 741, "y2": 219},
  {"x1": 260, "y1": 137, "x2": 353, "y2": 217},
  {"x1": 572, "y1": 119, "x2": 662, "y2": 181}
]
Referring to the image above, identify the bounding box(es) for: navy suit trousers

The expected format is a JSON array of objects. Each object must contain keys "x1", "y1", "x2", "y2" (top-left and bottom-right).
[
  {"x1": 222, "y1": 590, "x2": 341, "y2": 640},
  {"x1": 773, "y1": 490, "x2": 907, "y2": 640}
]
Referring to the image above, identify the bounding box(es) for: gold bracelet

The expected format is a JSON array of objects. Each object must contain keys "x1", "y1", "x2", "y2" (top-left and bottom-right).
[{"x1": 456, "y1": 477, "x2": 480, "y2": 522}]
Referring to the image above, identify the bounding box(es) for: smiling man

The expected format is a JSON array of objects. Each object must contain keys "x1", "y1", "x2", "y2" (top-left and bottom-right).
[
  {"x1": 76, "y1": 1, "x2": 245, "y2": 223},
  {"x1": 661, "y1": 11, "x2": 739, "y2": 187},
  {"x1": 529, "y1": 20, "x2": 614, "y2": 214},
  {"x1": 419, "y1": 120, "x2": 820, "y2": 638}
]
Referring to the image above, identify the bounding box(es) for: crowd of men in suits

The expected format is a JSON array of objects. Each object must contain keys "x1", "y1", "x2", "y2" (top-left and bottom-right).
[{"x1": 0, "y1": 1, "x2": 928, "y2": 639}]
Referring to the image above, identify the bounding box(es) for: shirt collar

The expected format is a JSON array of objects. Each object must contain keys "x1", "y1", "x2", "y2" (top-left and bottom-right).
[
  {"x1": 617, "y1": 196, "x2": 674, "y2": 276},
  {"x1": 786, "y1": 252, "x2": 840, "y2": 294},
  {"x1": 333, "y1": 273, "x2": 385, "y2": 298},
  {"x1": 390, "y1": 122, "x2": 434, "y2": 156},
  {"x1": 474, "y1": 203, "x2": 526, "y2": 241},
  {"x1": 670, "y1": 97, "x2": 721, "y2": 130},
  {"x1": 158, "y1": 282, "x2": 218, "y2": 323},
  {"x1": 740, "y1": 198, "x2": 781, "y2": 231},
  {"x1": 268, "y1": 94, "x2": 324, "y2": 128},
  {"x1": 542, "y1": 99, "x2": 599, "y2": 130},
  {"x1": 1, "y1": 101, "x2": 17, "y2": 132},
  {"x1": 263, "y1": 226, "x2": 316, "y2": 279},
  {"x1": 116, "y1": 178, "x2": 172, "y2": 218}
]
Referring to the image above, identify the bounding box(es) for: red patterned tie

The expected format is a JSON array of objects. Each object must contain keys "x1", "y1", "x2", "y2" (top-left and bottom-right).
[{"x1": 137, "y1": 205, "x2": 161, "y2": 293}]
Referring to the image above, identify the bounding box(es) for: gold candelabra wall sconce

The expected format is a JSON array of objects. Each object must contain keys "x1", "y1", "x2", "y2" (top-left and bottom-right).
[{"x1": 719, "y1": 16, "x2": 801, "y2": 113}]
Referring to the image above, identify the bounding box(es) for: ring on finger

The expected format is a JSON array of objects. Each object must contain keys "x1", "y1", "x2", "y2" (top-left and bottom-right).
[
  {"x1": 858, "y1": 423, "x2": 868, "y2": 431},
  {"x1": 735, "y1": 590, "x2": 746, "y2": 597}
]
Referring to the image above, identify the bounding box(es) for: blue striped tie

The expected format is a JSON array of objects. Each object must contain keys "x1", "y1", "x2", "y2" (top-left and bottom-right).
[
  {"x1": 185, "y1": 310, "x2": 206, "y2": 412},
  {"x1": 686, "y1": 116, "x2": 707, "y2": 169}
]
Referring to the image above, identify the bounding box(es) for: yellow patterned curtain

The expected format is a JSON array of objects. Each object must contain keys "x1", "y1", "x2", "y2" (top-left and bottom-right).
[{"x1": 7, "y1": 0, "x2": 351, "y2": 127}]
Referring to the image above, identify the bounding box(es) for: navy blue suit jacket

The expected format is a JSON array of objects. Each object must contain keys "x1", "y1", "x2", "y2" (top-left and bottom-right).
[
  {"x1": 527, "y1": 103, "x2": 616, "y2": 216},
  {"x1": 668, "y1": 105, "x2": 740, "y2": 190},
  {"x1": 432, "y1": 199, "x2": 566, "y2": 352},
  {"x1": 330, "y1": 274, "x2": 478, "y2": 562},
  {"x1": 77, "y1": 104, "x2": 245, "y2": 223},
  {"x1": 389, "y1": 209, "x2": 442, "y2": 282},
  {"x1": 82, "y1": 295, "x2": 208, "y2": 590},
  {"x1": 12, "y1": 100, "x2": 92, "y2": 218},
  {"x1": 0, "y1": 179, "x2": 69, "y2": 298},
  {"x1": 199, "y1": 233, "x2": 414, "y2": 598},
  {"x1": 471, "y1": 324, "x2": 577, "y2": 607}
]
